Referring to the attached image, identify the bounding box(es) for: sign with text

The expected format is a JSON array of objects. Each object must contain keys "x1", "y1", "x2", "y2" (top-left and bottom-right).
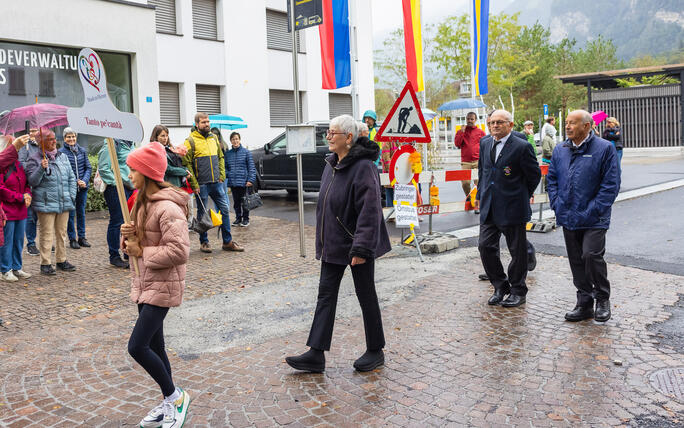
[
  {"x1": 287, "y1": 0, "x2": 323, "y2": 32},
  {"x1": 394, "y1": 184, "x2": 419, "y2": 228},
  {"x1": 286, "y1": 124, "x2": 316, "y2": 154},
  {"x1": 66, "y1": 48, "x2": 143, "y2": 142},
  {"x1": 417, "y1": 204, "x2": 439, "y2": 215}
]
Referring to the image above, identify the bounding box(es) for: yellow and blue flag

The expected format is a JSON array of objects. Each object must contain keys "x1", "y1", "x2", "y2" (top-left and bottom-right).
[{"x1": 472, "y1": 0, "x2": 489, "y2": 96}]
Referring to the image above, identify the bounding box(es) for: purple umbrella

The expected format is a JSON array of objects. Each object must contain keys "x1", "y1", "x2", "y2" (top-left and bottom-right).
[
  {"x1": 591, "y1": 110, "x2": 608, "y2": 125},
  {"x1": 0, "y1": 103, "x2": 69, "y2": 135}
]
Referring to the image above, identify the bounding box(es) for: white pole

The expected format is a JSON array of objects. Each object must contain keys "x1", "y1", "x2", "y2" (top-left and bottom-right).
[
  {"x1": 289, "y1": 0, "x2": 305, "y2": 258},
  {"x1": 349, "y1": 0, "x2": 359, "y2": 119},
  {"x1": 469, "y1": 0, "x2": 476, "y2": 100}
]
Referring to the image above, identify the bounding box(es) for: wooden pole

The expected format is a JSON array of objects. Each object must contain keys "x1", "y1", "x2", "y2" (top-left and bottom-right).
[{"x1": 105, "y1": 138, "x2": 139, "y2": 275}]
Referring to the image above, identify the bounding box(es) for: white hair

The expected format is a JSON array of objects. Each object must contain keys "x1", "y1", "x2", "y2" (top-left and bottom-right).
[
  {"x1": 570, "y1": 109, "x2": 593, "y2": 124},
  {"x1": 357, "y1": 121, "x2": 369, "y2": 133},
  {"x1": 490, "y1": 109, "x2": 513, "y2": 123},
  {"x1": 330, "y1": 114, "x2": 359, "y2": 142},
  {"x1": 63, "y1": 127, "x2": 77, "y2": 138}
]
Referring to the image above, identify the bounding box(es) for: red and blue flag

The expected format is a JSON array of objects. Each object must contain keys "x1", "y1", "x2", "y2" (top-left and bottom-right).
[{"x1": 319, "y1": 0, "x2": 351, "y2": 89}]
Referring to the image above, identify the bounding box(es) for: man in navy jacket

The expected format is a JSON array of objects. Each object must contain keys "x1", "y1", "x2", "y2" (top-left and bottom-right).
[
  {"x1": 475, "y1": 110, "x2": 541, "y2": 307},
  {"x1": 547, "y1": 110, "x2": 620, "y2": 322}
]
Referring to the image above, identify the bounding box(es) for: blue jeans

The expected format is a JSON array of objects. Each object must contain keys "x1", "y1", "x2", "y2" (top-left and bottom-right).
[
  {"x1": 1, "y1": 219, "x2": 26, "y2": 273},
  {"x1": 196, "y1": 182, "x2": 232, "y2": 244},
  {"x1": 25, "y1": 206, "x2": 37, "y2": 246},
  {"x1": 68, "y1": 188, "x2": 88, "y2": 240},
  {"x1": 104, "y1": 185, "x2": 133, "y2": 261}
]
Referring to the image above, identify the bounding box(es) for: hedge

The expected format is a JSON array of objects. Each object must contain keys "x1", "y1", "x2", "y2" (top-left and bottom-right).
[{"x1": 85, "y1": 154, "x2": 107, "y2": 212}]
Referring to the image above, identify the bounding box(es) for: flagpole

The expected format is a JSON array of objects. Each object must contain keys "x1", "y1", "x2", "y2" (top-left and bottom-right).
[
  {"x1": 289, "y1": 0, "x2": 305, "y2": 258},
  {"x1": 349, "y1": 0, "x2": 359, "y2": 119},
  {"x1": 469, "y1": 0, "x2": 476, "y2": 100}
]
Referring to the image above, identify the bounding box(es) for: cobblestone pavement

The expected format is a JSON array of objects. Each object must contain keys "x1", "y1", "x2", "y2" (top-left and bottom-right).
[{"x1": 1, "y1": 215, "x2": 683, "y2": 427}]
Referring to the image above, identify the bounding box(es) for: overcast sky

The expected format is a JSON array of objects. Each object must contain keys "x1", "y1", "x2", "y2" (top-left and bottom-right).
[{"x1": 370, "y1": 0, "x2": 513, "y2": 48}]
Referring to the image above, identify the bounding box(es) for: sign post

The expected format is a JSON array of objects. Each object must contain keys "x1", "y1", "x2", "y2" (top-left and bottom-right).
[
  {"x1": 286, "y1": 124, "x2": 316, "y2": 257},
  {"x1": 67, "y1": 48, "x2": 144, "y2": 274}
]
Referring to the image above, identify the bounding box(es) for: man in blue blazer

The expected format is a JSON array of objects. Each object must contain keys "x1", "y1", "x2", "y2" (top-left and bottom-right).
[
  {"x1": 547, "y1": 110, "x2": 620, "y2": 322},
  {"x1": 474, "y1": 110, "x2": 541, "y2": 307}
]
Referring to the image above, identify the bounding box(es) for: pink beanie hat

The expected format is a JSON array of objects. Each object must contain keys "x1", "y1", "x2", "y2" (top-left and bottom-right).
[{"x1": 126, "y1": 141, "x2": 167, "y2": 182}]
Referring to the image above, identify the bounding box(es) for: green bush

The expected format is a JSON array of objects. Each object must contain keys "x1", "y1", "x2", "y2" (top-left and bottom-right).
[{"x1": 86, "y1": 154, "x2": 107, "y2": 212}]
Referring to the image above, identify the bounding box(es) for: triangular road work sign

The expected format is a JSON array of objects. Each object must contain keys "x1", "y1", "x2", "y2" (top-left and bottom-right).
[{"x1": 375, "y1": 81, "x2": 431, "y2": 143}]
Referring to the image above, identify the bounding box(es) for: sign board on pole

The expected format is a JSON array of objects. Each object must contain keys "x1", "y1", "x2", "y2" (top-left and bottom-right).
[
  {"x1": 287, "y1": 0, "x2": 323, "y2": 31},
  {"x1": 394, "y1": 184, "x2": 419, "y2": 228},
  {"x1": 286, "y1": 124, "x2": 316, "y2": 154},
  {"x1": 375, "y1": 81, "x2": 431, "y2": 143},
  {"x1": 66, "y1": 48, "x2": 143, "y2": 142},
  {"x1": 543, "y1": 104, "x2": 549, "y2": 119}
]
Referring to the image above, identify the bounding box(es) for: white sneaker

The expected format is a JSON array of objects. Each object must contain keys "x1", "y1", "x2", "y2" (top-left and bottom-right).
[
  {"x1": 13, "y1": 270, "x2": 31, "y2": 279},
  {"x1": 1, "y1": 271, "x2": 18, "y2": 282},
  {"x1": 162, "y1": 388, "x2": 190, "y2": 428},
  {"x1": 139, "y1": 401, "x2": 165, "y2": 427}
]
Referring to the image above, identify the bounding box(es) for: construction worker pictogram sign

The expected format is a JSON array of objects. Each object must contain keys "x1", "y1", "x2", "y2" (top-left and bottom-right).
[{"x1": 375, "y1": 81, "x2": 431, "y2": 143}]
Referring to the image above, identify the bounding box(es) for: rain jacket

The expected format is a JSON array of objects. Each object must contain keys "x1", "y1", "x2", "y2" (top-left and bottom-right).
[
  {"x1": 98, "y1": 139, "x2": 133, "y2": 188},
  {"x1": 547, "y1": 134, "x2": 620, "y2": 230},
  {"x1": 0, "y1": 159, "x2": 30, "y2": 221},
  {"x1": 24, "y1": 150, "x2": 76, "y2": 213},
  {"x1": 224, "y1": 145, "x2": 256, "y2": 187},
  {"x1": 182, "y1": 130, "x2": 225, "y2": 189},
  {"x1": 315, "y1": 136, "x2": 391, "y2": 265},
  {"x1": 602, "y1": 126, "x2": 624, "y2": 150},
  {"x1": 59, "y1": 143, "x2": 92, "y2": 186},
  {"x1": 126, "y1": 187, "x2": 190, "y2": 308}
]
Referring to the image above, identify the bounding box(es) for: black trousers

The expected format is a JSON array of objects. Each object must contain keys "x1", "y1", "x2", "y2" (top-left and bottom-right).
[
  {"x1": 478, "y1": 223, "x2": 528, "y2": 296},
  {"x1": 562, "y1": 228, "x2": 610, "y2": 306},
  {"x1": 128, "y1": 304, "x2": 175, "y2": 397},
  {"x1": 230, "y1": 186, "x2": 249, "y2": 222},
  {"x1": 307, "y1": 260, "x2": 385, "y2": 351}
]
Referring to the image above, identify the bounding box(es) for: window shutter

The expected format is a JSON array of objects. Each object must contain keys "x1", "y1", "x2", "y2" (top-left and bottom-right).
[
  {"x1": 269, "y1": 90, "x2": 303, "y2": 127},
  {"x1": 328, "y1": 94, "x2": 353, "y2": 119},
  {"x1": 266, "y1": 10, "x2": 305, "y2": 52},
  {"x1": 39, "y1": 71, "x2": 55, "y2": 97},
  {"x1": 150, "y1": 0, "x2": 177, "y2": 34},
  {"x1": 196, "y1": 85, "x2": 221, "y2": 115},
  {"x1": 159, "y1": 82, "x2": 181, "y2": 125},
  {"x1": 8, "y1": 68, "x2": 25, "y2": 96},
  {"x1": 192, "y1": 0, "x2": 217, "y2": 39}
]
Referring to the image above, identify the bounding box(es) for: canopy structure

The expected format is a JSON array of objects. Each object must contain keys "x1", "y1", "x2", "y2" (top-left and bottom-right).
[
  {"x1": 438, "y1": 98, "x2": 487, "y2": 111},
  {"x1": 209, "y1": 114, "x2": 248, "y2": 130}
]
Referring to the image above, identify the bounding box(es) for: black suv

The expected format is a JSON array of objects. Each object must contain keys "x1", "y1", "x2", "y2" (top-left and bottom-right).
[{"x1": 250, "y1": 121, "x2": 330, "y2": 193}]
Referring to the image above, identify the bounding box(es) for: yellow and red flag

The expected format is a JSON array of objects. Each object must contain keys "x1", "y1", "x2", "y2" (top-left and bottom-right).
[{"x1": 401, "y1": 0, "x2": 424, "y2": 92}]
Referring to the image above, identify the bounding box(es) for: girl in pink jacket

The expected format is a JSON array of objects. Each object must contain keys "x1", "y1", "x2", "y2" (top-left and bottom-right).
[{"x1": 121, "y1": 142, "x2": 191, "y2": 428}]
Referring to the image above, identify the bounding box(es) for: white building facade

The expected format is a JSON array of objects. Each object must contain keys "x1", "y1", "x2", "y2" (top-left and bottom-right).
[{"x1": 1, "y1": 0, "x2": 375, "y2": 149}]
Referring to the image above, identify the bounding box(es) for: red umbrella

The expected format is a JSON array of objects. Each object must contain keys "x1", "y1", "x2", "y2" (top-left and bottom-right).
[
  {"x1": 0, "y1": 103, "x2": 69, "y2": 135},
  {"x1": 591, "y1": 110, "x2": 608, "y2": 125}
]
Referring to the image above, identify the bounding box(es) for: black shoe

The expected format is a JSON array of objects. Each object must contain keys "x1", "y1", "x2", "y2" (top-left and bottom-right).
[
  {"x1": 478, "y1": 273, "x2": 489, "y2": 281},
  {"x1": 595, "y1": 300, "x2": 611, "y2": 322},
  {"x1": 69, "y1": 239, "x2": 80, "y2": 249},
  {"x1": 528, "y1": 251, "x2": 537, "y2": 272},
  {"x1": 353, "y1": 350, "x2": 385, "y2": 372},
  {"x1": 78, "y1": 238, "x2": 91, "y2": 248},
  {"x1": 40, "y1": 264, "x2": 56, "y2": 275},
  {"x1": 56, "y1": 261, "x2": 76, "y2": 272},
  {"x1": 51, "y1": 246, "x2": 55, "y2": 253},
  {"x1": 110, "y1": 257, "x2": 130, "y2": 269},
  {"x1": 501, "y1": 294, "x2": 526, "y2": 307},
  {"x1": 285, "y1": 348, "x2": 325, "y2": 373},
  {"x1": 564, "y1": 304, "x2": 594, "y2": 322},
  {"x1": 488, "y1": 289, "x2": 507, "y2": 305},
  {"x1": 241, "y1": 219, "x2": 250, "y2": 227},
  {"x1": 27, "y1": 244, "x2": 39, "y2": 256},
  {"x1": 474, "y1": 209, "x2": 480, "y2": 214},
  {"x1": 232, "y1": 219, "x2": 241, "y2": 226}
]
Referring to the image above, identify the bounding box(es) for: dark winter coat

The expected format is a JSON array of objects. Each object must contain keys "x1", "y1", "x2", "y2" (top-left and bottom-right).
[
  {"x1": 547, "y1": 134, "x2": 620, "y2": 230},
  {"x1": 164, "y1": 146, "x2": 188, "y2": 188},
  {"x1": 477, "y1": 133, "x2": 541, "y2": 226},
  {"x1": 315, "y1": 136, "x2": 391, "y2": 265},
  {"x1": 59, "y1": 143, "x2": 92, "y2": 187},
  {"x1": 602, "y1": 126, "x2": 623, "y2": 150},
  {"x1": 224, "y1": 145, "x2": 256, "y2": 188}
]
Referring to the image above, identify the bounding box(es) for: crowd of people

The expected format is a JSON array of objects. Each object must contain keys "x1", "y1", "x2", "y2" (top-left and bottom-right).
[{"x1": 0, "y1": 113, "x2": 257, "y2": 279}]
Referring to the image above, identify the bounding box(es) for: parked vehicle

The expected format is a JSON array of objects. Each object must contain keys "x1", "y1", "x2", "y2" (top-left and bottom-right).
[{"x1": 250, "y1": 121, "x2": 330, "y2": 193}]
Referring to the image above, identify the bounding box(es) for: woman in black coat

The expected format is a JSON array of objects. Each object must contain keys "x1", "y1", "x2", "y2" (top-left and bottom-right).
[{"x1": 286, "y1": 115, "x2": 391, "y2": 373}]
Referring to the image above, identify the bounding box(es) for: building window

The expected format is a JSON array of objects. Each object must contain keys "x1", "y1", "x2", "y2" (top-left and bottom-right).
[
  {"x1": 39, "y1": 71, "x2": 55, "y2": 97},
  {"x1": 196, "y1": 84, "x2": 221, "y2": 115},
  {"x1": 192, "y1": 0, "x2": 218, "y2": 40},
  {"x1": 150, "y1": 0, "x2": 177, "y2": 34},
  {"x1": 266, "y1": 10, "x2": 305, "y2": 53},
  {"x1": 269, "y1": 89, "x2": 303, "y2": 127},
  {"x1": 328, "y1": 93, "x2": 352, "y2": 119},
  {"x1": 8, "y1": 68, "x2": 25, "y2": 96},
  {"x1": 159, "y1": 82, "x2": 181, "y2": 125}
]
